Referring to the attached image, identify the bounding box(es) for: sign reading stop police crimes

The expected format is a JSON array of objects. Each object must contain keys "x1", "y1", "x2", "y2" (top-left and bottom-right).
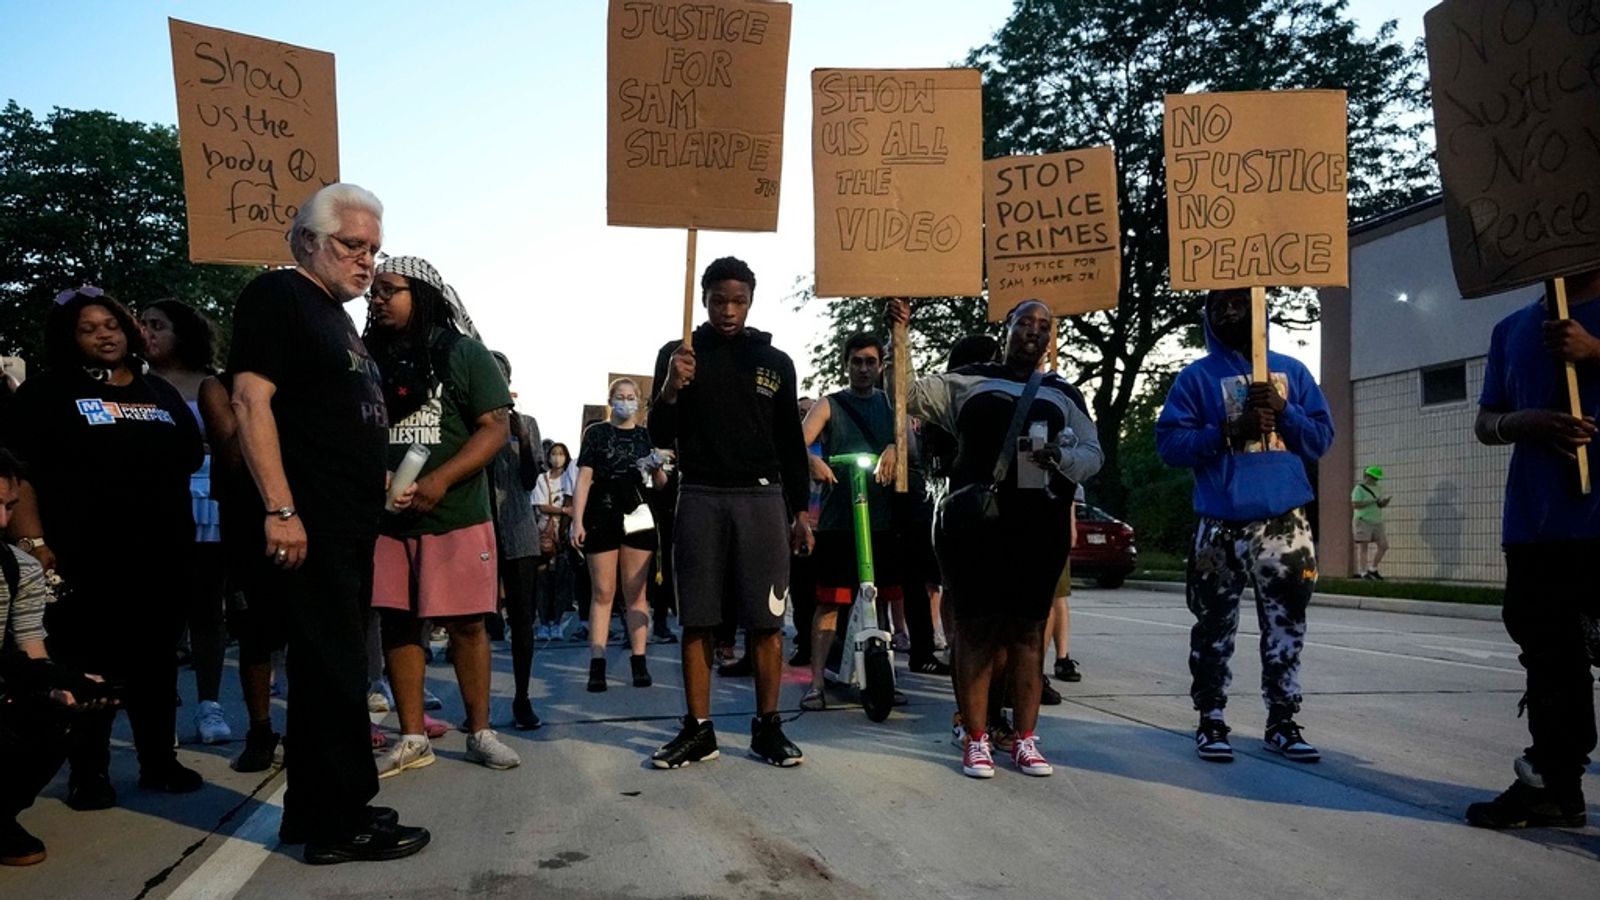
[
  {"x1": 811, "y1": 68, "x2": 984, "y2": 298},
  {"x1": 169, "y1": 19, "x2": 338, "y2": 266},
  {"x1": 1164, "y1": 90, "x2": 1349, "y2": 290},
  {"x1": 1425, "y1": 0, "x2": 1600, "y2": 298},
  {"x1": 984, "y1": 147, "x2": 1121, "y2": 319},
  {"x1": 607, "y1": 0, "x2": 792, "y2": 232}
]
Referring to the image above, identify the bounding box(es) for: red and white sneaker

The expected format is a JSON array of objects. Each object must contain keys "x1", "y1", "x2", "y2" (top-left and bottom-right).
[
  {"x1": 962, "y1": 734, "x2": 996, "y2": 779},
  {"x1": 1011, "y1": 732, "x2": 1053, "y2": 776}
]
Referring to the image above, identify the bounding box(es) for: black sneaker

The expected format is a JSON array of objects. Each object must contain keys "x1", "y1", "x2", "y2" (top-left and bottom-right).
[
  {"x1": 717, "y1": 654, "x2": 753, "y2": 678},
  {"x1": 631, "y1": 654, "x2": 653, "y2": 688},
  {"x1": 512, "y1": 697, "x2": 542, "y2": 730},
  {"x1": 1040, "y1": 676, "x2": 1063, "y2": 706},
  {"x1": 139, "y1": 760, "x2": 204, "y2": 793},
  {"x1": 281, "y1": 806, "x2": 399, "y2": 845},
  {"x1": 910, "y1": 656, "x2": 952, "y2": 676},
  {"x1": 66, "y1": 771, "x2": 116, "y2": 811},
  {"x1": 749, "y1": 713, "x2": 803, "y2": 767},
  {"x1": 652, "y1": 715, "x2": 720, "y2": 769},
  {"x1": 587, "y1": 658, "x2": 607, "y2": 693},
  {"x1": 1263, "y1": 719, "x2": 1321, "y2": 762},
  {"x1": 232, "y1": 725, "x2": 280, "y2": 773},
  {"x1": 788, "y1": 648, "x2": 811, "y2": 667},
  {"x1": 1466, "y1": 779, "x2": 1586, "y2": 829},
  {"x1": 1054, "y1": 657, "x2": 1082, "y2": 683},
  {"x1": 0, "y1": 819, "x2": 46, "y2": 867},
  {"x1": 1195, "y1": 718, "x2": 1234, "y2": 762},
  {"x1": 1368, "y1": 570, "x2": 1385, "y2": 581},
  {"x1": 304, "y1": 819, "x2": 430, "y2": 865}
]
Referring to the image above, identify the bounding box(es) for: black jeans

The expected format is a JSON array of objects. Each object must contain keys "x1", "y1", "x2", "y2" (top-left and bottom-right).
[
  {"x1": 789, "y1": 551, "x2": 816, "y2": 657},
  {"x1": 47, "y1": 571, "x2": 181, "y2": 778},
  {"x1": 500, "y1": 555, "x2": 538, "y2": 700},
  {"x1": 1503, "y1": 539, "x2": 1600, "y2": 790},
  {"x1": 265, "y1": 534, "x2": 380, "y2": 842},
  {"x1": 0, "y1": 693, "x2": 70, "y2": 824}
]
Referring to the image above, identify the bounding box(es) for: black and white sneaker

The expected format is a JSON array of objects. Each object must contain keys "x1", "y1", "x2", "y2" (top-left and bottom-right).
[
  {"x1": 1264, "y1": 719, "x2": 1321, "y2": 762},
  {"x1": 1195, "y1": 718, "x2": 1234, "y2": 762},
  {"x1": 651, "y1": 716, "x2": 719, "y2": 769},
  {"x1": 749, "y1": 713, "x2": 804, "y2": 767}
]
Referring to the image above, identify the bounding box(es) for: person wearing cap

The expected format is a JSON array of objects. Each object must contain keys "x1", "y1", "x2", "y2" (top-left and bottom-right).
[
  {"x1": 1351, "y1": 466, "x2": 1390, "y2": 580},
  {"x1": 363, "y1": 256, "x2": 521, "y2": 777},
  {"x1": 1156, "y1": 287, "x2": 1334, "y2": 766},
  {"x1": 227, "y1": 183, "x2": 430, "y2": 863}
]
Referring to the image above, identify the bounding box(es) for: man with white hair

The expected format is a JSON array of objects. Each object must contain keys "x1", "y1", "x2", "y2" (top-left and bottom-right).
[{"x1": 228, "y1": 183, "x2": 430, "y2": 864}]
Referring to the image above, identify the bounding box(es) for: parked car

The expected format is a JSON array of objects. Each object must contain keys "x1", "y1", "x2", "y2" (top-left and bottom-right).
[{"x1": 1071, "y1": 502, "x2": 1136, "y2": 589}]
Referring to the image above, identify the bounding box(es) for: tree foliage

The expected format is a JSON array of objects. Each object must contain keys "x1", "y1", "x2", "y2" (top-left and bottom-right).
[
  {"x1": 0, "y1": 101, "x2": 260, "y2": 363},
  {"x1": 800, "y1": 0, "x2": 1436, "y2": 516}
]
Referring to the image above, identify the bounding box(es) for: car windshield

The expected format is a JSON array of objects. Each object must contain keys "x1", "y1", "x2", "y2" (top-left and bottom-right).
[{"x1": 1075, "y1": 503, "x2": 1115, "y2": 523}]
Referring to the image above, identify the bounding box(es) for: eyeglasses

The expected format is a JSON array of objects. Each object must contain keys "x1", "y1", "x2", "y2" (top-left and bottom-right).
[
  {"x1": 328, "y1": 234, "x2": 380, "y2": 262},
  {"x1": 368, "y1": 282, "x2": 411, "y2": 301},
  {"x1": 54, "y1": 285, "x2": 105, "y2": 305}
]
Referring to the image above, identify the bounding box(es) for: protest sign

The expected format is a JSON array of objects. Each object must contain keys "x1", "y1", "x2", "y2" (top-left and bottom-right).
[
  {"x1": 581, "y1": 404, "x2": 608, "y2": 442},
  {"x1": 1163, "y1": 90, "x2": 1348, "y2": 291},
  {"x1": 169, "y1": 19, "x2": 338, "y2": 266},
  {"x1": 1425, "y1": 0, "x2": 1600, "y2": 298},
  {"x1": 984, "y1": 147, "x2": 1121, "y2": 320},
  {"x1": 811, "y1": 68, "x2": 984, "y2": 298},
  {"x1": 606, "y1": 0, "x2": 792, "y2": 232}
]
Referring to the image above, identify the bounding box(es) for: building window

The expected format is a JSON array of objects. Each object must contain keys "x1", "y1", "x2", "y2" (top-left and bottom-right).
[{"x1": 1420, "y1": 363, "x2": 1467, "y2": 407}]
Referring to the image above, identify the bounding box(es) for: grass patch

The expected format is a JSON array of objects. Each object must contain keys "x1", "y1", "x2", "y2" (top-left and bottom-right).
[{"x1": 1129, "y1": 552, "x2": 1503, "y2": 606}]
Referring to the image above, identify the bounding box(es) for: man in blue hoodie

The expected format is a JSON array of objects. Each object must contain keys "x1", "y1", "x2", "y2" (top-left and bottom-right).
[{"x1": 1156, "y1": 288, "x2": 1334, "y2": 764}]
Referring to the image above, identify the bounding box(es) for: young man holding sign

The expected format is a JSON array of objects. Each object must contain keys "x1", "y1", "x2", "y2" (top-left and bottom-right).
[
  {"x1": 1156, "y1": 288, "x2": 1333, "y2": 764},
  {"x1": 648, "y1": 257, "x2": 813, "y2": 769},
  {"x1": 1466, "y1": 268, "x2": 1600, "y2": 829}
]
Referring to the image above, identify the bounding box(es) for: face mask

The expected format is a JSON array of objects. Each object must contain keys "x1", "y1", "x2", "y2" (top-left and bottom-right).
[
  {"x1": 612, "y1": 399, "x2": 639, "y2": 419},
  {"x1": 550, "y1": 455, "x2": 566, "y2": 468}
]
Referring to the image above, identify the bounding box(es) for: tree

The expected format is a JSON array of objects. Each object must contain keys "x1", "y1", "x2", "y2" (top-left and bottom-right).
[
  {"x1": 800, "y1": 1, "x2": 1436, "y2": 515},
  {"x1": 0, "y1": 101, "x2": 260, "y2": 364}
]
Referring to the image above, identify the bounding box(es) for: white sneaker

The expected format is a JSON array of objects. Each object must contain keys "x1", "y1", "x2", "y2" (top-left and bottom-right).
[
  {"x1": 377, "y1": 735, "x2": 436, "y2": 779},
  {"x1": 367, "y1": 680, "x2": 393, "y2": 713},
  {"x1": 195, "y1": 700, "x2": 232, "y2": 744},
  {"x1": 423, "y1": 688, "x2": 444, "y2": 711},
  {"x1": 465, "y1": 729, "x2": 521, "y2": 770}
]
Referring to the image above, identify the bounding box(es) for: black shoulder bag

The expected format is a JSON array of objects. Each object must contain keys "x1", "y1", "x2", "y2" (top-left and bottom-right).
[{"x1": 938, "y1": 369, "x2": 1044, "y2": 536}]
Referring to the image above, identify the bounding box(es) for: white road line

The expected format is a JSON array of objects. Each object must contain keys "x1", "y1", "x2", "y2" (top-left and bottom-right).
[
  {"x1": 163, "y1": 784, "x2": 285, "y2": 900},
  {"x1": 1075, "y1": 610, "x2": 1526, "y2": 675}
]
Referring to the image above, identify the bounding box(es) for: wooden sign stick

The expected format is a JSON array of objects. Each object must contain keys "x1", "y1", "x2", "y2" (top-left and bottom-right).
[
  {"x1": 681, "y1": 228, "x2": 699, "y2": 349},
  {"x1": 1551, "y1": 278, "x2": 1592, "y2": 495},
  {"x1": 893, "y1": 315, "x2": 910, "y2": 493},
  {"x1": 1250, "y1": 286, "x2": 1269, "y2": 384}
]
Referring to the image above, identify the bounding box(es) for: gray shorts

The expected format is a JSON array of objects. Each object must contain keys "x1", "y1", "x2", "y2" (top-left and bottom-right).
[{"x1": 673, "y1": 484, "x2": 791, "y2": 631}]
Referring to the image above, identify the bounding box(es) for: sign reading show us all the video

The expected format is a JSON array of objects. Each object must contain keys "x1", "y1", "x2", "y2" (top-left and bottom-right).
[
  {"x1": 606, "y1": 0, "x2": 792, "y2": 232},
  {"x1": 811, "y1": 68, "x2": 984, "y2": 298},
  {"x1": 1163, "y1": 90, "x2": 1349, "y2": 290},
  {"x1": 1425, "y1": 0, "x2": 1600, "y2": 298},
  {"x1": 984, "y1": 147, "x2": 1121, "y2": 320},
  {"x1": 169, "y1": 19, "x2": 339, "y2": 266}
]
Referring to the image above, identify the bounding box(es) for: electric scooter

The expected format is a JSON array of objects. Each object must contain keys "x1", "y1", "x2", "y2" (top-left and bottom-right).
[{"x1": 821, "y1": 452, "x2": 897, "y2": 722}]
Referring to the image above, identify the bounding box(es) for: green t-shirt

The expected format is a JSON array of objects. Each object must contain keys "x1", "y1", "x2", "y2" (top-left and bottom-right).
[
  {"x1": 382, "y1": 334, "x2": 512, "y2": 537},
  {"x1": 1351, "y1": 482, "x2": 1384, "y2": 525}
]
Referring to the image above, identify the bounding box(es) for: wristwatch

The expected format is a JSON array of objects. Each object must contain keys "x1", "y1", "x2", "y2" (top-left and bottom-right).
[
  {"x1": 16, "y1": 536, "x2": 45, "y2": 553},
  {"x1": 269, "y1": 507, "x2": 298, "y2": 521}
]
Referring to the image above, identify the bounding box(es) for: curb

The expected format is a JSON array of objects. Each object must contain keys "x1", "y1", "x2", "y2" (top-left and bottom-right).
[{"x1": 1123, "y1": 580, "x2": 1503, "y2": 622}]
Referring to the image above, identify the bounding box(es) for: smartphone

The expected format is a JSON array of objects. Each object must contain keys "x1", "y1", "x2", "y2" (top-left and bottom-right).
[{"x1": 1016, "y1": 435, "x2": 1048, "y2": 489}]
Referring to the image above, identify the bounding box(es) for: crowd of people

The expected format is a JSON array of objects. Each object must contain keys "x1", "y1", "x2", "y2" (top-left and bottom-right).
[{"x1": 0, "y1": 181, "x2": 1595, "y2": 867}]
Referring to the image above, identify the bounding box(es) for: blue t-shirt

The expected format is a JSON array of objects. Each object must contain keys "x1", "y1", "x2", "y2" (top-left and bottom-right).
[{"x1": 1479, "y1": 297, "x2": 1600, "y2": 545}]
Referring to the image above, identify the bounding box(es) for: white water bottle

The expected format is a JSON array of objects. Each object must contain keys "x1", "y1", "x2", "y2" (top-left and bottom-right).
[{"x1": 385, "y1": 443, "x2": 431, "y2": 512}]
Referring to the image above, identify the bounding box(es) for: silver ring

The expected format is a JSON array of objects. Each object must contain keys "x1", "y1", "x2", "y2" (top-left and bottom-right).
[{"x1": 276, "y1": 549, "x2": 287, "y2": 559}]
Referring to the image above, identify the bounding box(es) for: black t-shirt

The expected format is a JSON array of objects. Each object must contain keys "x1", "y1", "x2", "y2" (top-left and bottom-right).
[
  {"x1": 227, "y1": 269, "x2": 388, "y2": 539},
  {"x1": 7, "y1": 367, "x2": 202, "y2": 574},
  {"x1": 578, "y1": 420, "x2": 653, "y2": 512}
]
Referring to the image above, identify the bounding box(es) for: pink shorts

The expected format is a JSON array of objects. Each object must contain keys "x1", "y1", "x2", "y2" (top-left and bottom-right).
[{"x1": 372, "y1": 520, "x2": 498, "y2": 618}]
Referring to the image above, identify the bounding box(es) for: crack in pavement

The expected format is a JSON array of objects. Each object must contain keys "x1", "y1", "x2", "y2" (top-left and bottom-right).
[{"x1": 131, "y1": 767, "x2": 285, "y2": 900}]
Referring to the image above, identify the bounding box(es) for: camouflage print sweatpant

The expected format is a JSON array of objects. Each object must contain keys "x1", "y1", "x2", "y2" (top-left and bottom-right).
[{"x1": 1186, "y1": 508, "x2": 1317, "y2": 716}]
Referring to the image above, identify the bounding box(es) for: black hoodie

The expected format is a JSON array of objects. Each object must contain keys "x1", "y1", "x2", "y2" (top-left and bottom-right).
[{"x1": 649, "y1": 322, "x2": 809, "y2": 517}]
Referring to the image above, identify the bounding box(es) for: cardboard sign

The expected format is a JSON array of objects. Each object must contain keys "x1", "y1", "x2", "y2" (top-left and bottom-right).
[
  {"x1": 606, "y1": 0, "x2": 792, "y2": 231},
  {"x1": 169, "y1": 19, "x2": 339, "y2": 266},
  {"x1": 580, "y1": 404, "x2": 608, "y2": 442},
  {"x1": 811, "y1": 68, "x2": 984, "y2": 298},
  {"x1": 1425, "y1": 0, "x2": 1600, "y2": 298},
  {"x1": 606, "y1": 372, "x2": 656, "y2": 428},
  {"x1": 984, "y1": 147, "x2": 1121, "y2": 320},
  {"x1": 1163, "y1": 90, "x2": 1348, "y2": 290}
]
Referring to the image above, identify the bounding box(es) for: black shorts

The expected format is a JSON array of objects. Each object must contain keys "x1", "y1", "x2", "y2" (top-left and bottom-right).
[
  {"x1": 934, "y1": 490, "x2": 1072, "y2": 623},
  {"x1": 672, "y1": 484, "x2": 790, "y2": 631},
  {"x1": 812, "y1": 530, "x2": 901, "y2": 605},
  {"x1": 581, "y1": 503, "x2": 656, "y2": 554}
]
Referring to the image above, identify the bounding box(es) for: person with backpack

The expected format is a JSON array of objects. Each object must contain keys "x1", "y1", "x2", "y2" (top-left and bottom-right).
[{"x1": 363, "y1": 256, "x2": 520, "y2": 777}]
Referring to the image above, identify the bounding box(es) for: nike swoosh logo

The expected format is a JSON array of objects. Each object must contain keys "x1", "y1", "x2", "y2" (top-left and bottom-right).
[{"x1": 768, "y1": 586, "x2": 788, "y2": 616}]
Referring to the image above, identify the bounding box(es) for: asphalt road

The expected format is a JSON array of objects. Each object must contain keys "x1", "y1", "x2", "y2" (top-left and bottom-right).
[{"x1": 5, "y1": 586, "x2": 1596, "y2": 899}]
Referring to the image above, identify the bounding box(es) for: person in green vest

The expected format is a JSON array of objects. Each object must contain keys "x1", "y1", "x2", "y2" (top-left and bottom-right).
[{"x1": 1351, "y1": 466, "x2": 1389, "y2": 580}]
